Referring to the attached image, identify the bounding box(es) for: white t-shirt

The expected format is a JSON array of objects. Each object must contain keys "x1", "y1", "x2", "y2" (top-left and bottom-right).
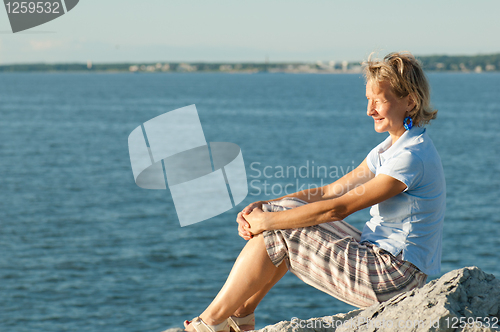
[{"x1": 360, "y1": 126, "x2": 446, "y2": 275}]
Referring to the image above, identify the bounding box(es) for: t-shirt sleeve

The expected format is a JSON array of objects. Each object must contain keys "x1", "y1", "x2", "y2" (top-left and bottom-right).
[
  {"x1": 366, "y1": 146, "x2": 379, "y2": 175},
  {"x1": 377, "y1": 150, "x2": 424, "y2": 191}
]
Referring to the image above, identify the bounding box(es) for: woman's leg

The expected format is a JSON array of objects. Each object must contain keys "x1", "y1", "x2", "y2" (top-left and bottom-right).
[
  {"x1": 231, "y1": 261, "x2": 287, "y2": 318},
  {"x1": 186, "y1": 233, "x2": 287, "y2": 329}
]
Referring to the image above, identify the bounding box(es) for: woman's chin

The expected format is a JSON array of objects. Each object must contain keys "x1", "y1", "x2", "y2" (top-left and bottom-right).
[{"x1": 373, "y1": 125, "x2": 387, "y2": 133}]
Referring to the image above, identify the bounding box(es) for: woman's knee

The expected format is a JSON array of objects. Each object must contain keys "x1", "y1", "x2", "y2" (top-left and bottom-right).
[{"x1": 248, "y1": 233, "x2": 265, "y2": 247}]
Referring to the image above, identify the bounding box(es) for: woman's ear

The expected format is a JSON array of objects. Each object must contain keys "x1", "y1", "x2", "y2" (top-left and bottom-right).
[{"x1": 407, "y1": 95, "x2": 416, "y2": 111}]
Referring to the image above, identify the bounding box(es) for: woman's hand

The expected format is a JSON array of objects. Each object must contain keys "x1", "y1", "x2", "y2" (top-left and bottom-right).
[
  {"x1": 236, "y1": 201, "x2": 266, "y2": 240},
  {"x1": 241, "y1": 207, "x2": 269, "y2": 236},
  {"x1": 237, "y1": 211, "x2": 253, "y2": 240}
]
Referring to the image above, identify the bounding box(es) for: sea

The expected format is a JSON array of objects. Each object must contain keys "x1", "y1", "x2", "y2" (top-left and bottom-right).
[{"x1": 0, "y1": 72, "x2": 499, "y2": 332}]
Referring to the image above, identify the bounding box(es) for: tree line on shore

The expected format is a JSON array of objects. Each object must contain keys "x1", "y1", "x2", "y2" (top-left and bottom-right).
[{"x1": 1, "y1": 53, "x2": 498, "y2": 73}]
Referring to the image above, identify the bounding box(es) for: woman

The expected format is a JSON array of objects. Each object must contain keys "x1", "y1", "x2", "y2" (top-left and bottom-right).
[{"x1": 184, "y1": 52, "x2": 446, "y2": 332}]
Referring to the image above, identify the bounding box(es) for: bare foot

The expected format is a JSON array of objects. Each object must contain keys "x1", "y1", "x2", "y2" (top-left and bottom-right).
[{"x1": 184, "y1": 319, "x2": 196, "y2": 332}]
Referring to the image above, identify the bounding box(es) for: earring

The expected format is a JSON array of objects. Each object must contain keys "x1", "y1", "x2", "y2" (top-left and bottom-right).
[{"x1": 403, "y1": 116, "x2": 413, "y2": 131}]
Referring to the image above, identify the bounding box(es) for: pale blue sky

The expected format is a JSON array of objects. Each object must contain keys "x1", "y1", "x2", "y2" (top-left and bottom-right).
[{"x1": 1, "y1": 0, "x2": 499, "y2": 64}]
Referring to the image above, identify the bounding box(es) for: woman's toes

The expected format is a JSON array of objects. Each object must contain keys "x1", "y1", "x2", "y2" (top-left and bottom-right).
[{"x1": 184, "y1": 320, "x2": 193, "y2": 331}]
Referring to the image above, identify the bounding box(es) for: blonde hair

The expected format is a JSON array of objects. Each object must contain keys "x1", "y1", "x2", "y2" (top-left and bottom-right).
[{"x1": 363, "y1": 51, "x2": 437, "y2": 127}]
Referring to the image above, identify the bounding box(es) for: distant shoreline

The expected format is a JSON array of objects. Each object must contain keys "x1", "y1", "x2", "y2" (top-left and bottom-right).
[{"x1": 1, "y1": 53, "x2": 499, "y2": 73}]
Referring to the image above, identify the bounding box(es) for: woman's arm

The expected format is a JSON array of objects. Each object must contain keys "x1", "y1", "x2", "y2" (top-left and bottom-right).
[
  {"x1": 267, "y1": 158, "x2": 375, "y2": 203},
  {"x1": 237, "y1": 159, "x2": 374, "y2": 239},
  {"x1": 242, "y1": 173, "x2": 407, "y2": 234}
]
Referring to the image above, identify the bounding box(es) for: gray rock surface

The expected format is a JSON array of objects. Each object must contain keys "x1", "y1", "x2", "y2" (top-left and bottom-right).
[
  {"x1": 164, "y1": 267, "x2": 500, "y2": 332},
  {"x1": 257, "y1": 267, "x2": 500, "y2": 332}
]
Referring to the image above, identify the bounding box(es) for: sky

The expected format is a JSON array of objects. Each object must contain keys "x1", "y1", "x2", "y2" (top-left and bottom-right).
[{"x1": 0, "y1": 0, "x2": 499, "y2": 64}]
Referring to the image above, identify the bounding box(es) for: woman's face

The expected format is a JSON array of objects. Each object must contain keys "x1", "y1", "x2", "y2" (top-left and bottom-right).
[{"x1": 366, "y1": 80, "x2": 413, "y2": 140}]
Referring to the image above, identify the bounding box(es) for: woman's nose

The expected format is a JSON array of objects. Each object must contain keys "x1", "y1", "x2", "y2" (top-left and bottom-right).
[{"x1": 367, "y1": 101, "x2": 376, "y2": 116}]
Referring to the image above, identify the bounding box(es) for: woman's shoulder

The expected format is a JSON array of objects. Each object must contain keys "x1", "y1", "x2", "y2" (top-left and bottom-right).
[
  {"x1": 403, "y1": 128, "x2": 441, "y2": 163},
  {"x1": 399, "y1": 129, "x2": 445, "y2": 189}
]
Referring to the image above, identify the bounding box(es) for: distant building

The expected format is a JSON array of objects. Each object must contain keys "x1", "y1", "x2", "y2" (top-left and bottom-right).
[
  {"x1": 219, "y1": 64, "x2": 233, "y2": 71},
  {"x1": 297, "y1": 64, "x2": 312, "y2": 72},
  {"x1": 342, "y1": 61, "x2": 348, "y2": 72},
  {"x1": 315, "y1": 60, "x2": 325, "y2": 68},
  {"x1": 177, "y1": 63, "x2": 197, "y2": 72},
  {"x1": 485, "y1": 64, "x2": 496, "y2": 71},
  {"x1": 350, "y1": 65, "x2": 362, "y2": 73}
]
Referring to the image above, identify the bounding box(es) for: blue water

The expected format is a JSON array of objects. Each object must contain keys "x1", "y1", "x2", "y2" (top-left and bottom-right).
[{"x1": 0, "y1": 72, "x2": 499, "y2": 332}]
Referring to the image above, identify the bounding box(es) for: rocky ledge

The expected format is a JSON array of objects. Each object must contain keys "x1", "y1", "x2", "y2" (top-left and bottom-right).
[{"x1": 165, "y1": 266, "x2": 500, "y2": 332}]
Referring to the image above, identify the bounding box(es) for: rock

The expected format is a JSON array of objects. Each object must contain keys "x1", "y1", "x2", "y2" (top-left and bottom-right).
[{"x1": 256, "y1": 267, "x2": 500, "y2": 332}]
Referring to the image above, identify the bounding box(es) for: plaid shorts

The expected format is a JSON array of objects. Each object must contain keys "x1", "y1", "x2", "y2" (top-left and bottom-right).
[{"x1": 262, "y1": 197, "x2": 427, "y2": 308}]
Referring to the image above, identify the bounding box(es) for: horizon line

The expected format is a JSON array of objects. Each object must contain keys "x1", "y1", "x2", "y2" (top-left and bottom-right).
[{"x1": 1, "y1": 52, "x2": 500, "y2": 66}]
